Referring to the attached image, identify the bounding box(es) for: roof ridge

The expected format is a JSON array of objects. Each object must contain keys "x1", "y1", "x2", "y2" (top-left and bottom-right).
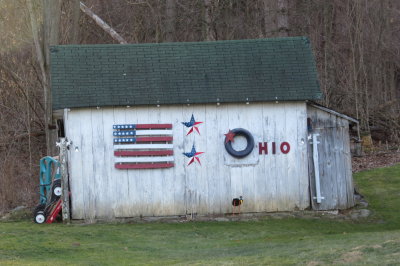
[{"x1": 51, "y1": 36, "x2": 310, "y2": 49}]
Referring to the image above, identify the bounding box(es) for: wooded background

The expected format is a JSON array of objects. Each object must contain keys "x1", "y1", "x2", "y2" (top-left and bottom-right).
[{"x1": 0, "y1": 0, "x2": 399, "y2": 212}]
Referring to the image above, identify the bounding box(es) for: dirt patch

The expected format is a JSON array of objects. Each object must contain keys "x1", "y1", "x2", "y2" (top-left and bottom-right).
[
  {"x1": 0, "y1": 206, "x2": 31, "y2": 221},
  {"x1": 352, "y1": 245, "x2": 366, "y2": 250},
  {"x1": 352, "y1": 151, "x2": 400, "y2": 172},
  {"x1": 306, "y1": 261, "x2": 323, "y2": 266},
  {"x1": 335, "y1": 250, "x2": 363, "y2": 264},
  {"x1": 383, "y1": 240, "x2": 398, "y2": 244}
]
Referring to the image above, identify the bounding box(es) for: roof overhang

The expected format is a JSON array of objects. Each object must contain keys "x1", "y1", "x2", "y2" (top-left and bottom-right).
[{"x1": 308, "y1": 102, "x2": 359, "y2": 124}]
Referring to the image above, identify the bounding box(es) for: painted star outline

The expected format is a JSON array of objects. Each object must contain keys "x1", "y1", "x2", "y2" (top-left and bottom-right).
[
  {"x1": 183, "y1": 144, "x2": 204, "y2": 165},
  {"x1": 182, "y1": 114, "x2": 203, "y2": 135}
]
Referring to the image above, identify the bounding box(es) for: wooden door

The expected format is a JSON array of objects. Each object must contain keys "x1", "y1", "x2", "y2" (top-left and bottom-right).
[{"x1": 308, "y1": 109, "x2": 354, "y2": 210}]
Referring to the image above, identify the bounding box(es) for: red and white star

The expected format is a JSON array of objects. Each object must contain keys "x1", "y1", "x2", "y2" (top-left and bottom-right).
[{"x1": 182, "y1": 114, "x2": 203, "y2": 135}]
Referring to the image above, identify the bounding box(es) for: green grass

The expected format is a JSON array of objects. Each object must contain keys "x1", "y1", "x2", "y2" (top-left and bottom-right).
[{"x1": 1, "y1": 165, "x2": 400, "y2": 265}]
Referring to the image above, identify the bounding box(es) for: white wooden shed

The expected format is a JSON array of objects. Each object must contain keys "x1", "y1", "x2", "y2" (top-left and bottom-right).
[{"x1": 51, "y1": 37, "x2": 355, "y2": 220}]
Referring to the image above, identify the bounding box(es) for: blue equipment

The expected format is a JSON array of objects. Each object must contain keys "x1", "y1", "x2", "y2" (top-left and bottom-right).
[
  {"x1": 39, "y1": 156, "x2": 61, "y2": 204},
  {"x1": 33, "y1": 156, "x2": 62, "y2": 223}
]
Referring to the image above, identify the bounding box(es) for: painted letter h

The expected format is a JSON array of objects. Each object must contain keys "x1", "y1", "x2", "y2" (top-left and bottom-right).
[{"x1": 259, "y1": 142, "x2": 268, "y2": 155}]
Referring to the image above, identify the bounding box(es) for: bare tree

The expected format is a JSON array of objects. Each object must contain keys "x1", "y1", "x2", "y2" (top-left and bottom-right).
[
  {"x1": 27, "y1": 0, "x2": 58, "y2": 156},
  {"x1": 71, "y1": 0, "x2": 81, "y2": 44},
  {"x1": 263, "y1": 0, "x2": 276, "y2": 37},
  {"x1": 165, "y1": 0, "x2": 176, "y2": 42},
  {"x1": 276, "y1": 0, "x2": 288, "y2": 36},
  {"x1": 204, "y1": 0, "x2": 216, "y2": 40}
]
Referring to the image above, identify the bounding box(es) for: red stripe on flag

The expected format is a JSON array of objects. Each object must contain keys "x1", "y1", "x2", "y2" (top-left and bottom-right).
[
  {"x1": 135, "y1": 136, "x2": 173, "y2": 142},
  {"x1": 135, "y1": 124, "x2": 172, "y2": 129},
  {"x1": 114, "y1": 150, "x2": 174, "y2": 156},
  {"x1": 115, "y1": 163, "x2": 174, "y2": 169}
]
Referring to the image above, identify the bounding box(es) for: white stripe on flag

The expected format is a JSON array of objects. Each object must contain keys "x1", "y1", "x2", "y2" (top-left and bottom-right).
[
  {"x1": 113, "y1": 144, "x2": 173, "y2": 150},
  {"x1": 134, "y1": 130, "x2": 172, "y2": 136},
  {"x1": 115, "y1": 156, "x2": 174, "y2": 163}
]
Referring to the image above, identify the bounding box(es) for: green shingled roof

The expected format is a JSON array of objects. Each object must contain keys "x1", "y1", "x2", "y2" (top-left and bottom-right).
[{"x1": 51, "y1": 37, "x2": 322, "y2": 110}]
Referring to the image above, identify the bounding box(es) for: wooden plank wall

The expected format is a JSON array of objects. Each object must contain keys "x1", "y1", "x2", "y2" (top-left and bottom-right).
[
  {"x1": 64, "y1": 102, "x2": 310, "y2": 220},
  {"x1": 307, "y1": 106, "x2": 355, "y2": 210}
]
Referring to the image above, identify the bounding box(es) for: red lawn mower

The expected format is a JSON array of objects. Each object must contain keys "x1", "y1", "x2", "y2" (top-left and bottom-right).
[{"x1": 33, "y1": 156, "x2": 63, "y2": 224}]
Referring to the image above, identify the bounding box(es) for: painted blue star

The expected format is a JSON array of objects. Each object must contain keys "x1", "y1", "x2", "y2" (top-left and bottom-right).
[
  {"x1": 183, "y1": 144, "x2": 204, "y2": 165},
  {"x1": 182, "y1": 114, "x2": 203, "y2": 135}
]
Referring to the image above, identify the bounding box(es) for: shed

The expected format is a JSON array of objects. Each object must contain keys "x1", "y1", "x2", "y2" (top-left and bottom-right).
[{"x1": 50, "y1": 37, "x2": 355, "y2": 220}]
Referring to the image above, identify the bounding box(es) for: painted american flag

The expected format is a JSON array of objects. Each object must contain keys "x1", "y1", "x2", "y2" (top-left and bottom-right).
[{"x1": 113, "y1": 124, "x2": 174, "y2": 169}]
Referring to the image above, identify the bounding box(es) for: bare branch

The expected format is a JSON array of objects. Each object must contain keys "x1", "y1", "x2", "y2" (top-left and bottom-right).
[
  {"x1": 80, "y1": 2, "x2": 128, "y2": 44},
  {"x1": 0, "y1": 64, "x2": 45, "y2": 127}
]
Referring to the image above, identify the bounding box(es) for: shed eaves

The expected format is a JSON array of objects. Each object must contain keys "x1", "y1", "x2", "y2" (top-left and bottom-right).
[{"x1": 50, "y1": 37, "x2": 322, "y2": 110}]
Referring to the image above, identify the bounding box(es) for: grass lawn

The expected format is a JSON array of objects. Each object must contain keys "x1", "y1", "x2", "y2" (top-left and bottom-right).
[{"x1": 1, "y1": 164, "x2": 400, "y2": 265}]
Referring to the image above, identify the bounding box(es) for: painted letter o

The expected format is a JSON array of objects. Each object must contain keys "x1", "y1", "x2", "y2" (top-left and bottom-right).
[{"x1": 280, "y1": 142, "x2": 290, "y2": 154}]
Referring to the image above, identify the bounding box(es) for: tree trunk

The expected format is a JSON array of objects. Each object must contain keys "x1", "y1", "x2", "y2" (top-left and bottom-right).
[
  {"x1": 165, "y1": 0, "x2": 176, "y2": 42},
  {"x1": 263, "y1": 0, "x2": 276, "y2": 37},
  {"x1": 43, "y1": 0, "x2": 61, "y2": 156},
  {"x1": 276, "y1": 0, "x2": 288, "y2": 37},
  {"x1": 71, "y1": 0, "x2": 80, "y2": 44},
  {"x1": 26, "y1": 0, "x2": 46, "y2": 84},
  {"x1": 204, "y1": 0, "x2": 216, "y2": 41},
  {"x1": 27, "y1": 0, "x2": 58, "y2": 156}
]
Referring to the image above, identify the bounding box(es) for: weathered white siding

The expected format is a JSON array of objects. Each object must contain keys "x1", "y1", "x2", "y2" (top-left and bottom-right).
[
  {"x1": 307, "y1": 105, "x2": 355, "y2": 210},
  {"x1": 65, "y1": 102, "x2": 310, "y2": 220}
]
